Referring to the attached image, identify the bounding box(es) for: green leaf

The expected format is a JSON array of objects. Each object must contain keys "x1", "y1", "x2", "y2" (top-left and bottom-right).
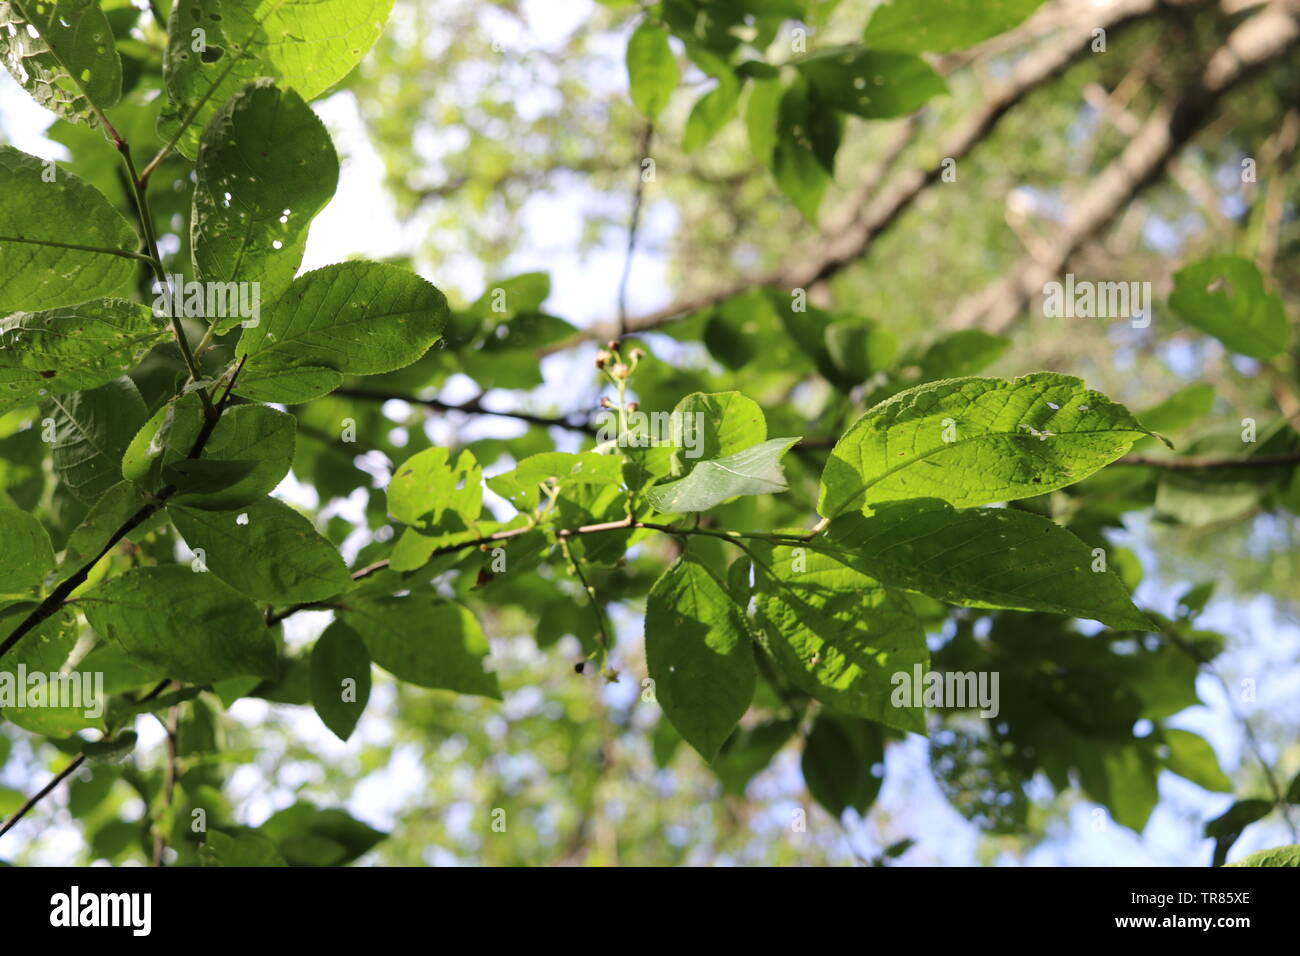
[
  {"x1": 1205, "y1": 798, "x2": 1273, "y2": 866},
  {"x1": 626, "y1": 19, "x2": 678, "y2": 119},
  {"x1": 819, "y1": 372, "x2": 1157, "y2": 518},
  {"x1": 712, "y1": 719, "x2": 797, "y2": 795},
  {"x1": 682, "y1": 73, "x2": 741, "y2": 152},
  {"x1": 644, "y1": 436, "x2": 800, "y2": 513},
  {"x1": 1169, "y1": 256, "x2": 1290, "y2": 360},
  {"x1": 772, "y1": 78, "x2": 839, "y2": 221},
  {"x1": 0, "y1": 146, "x2": 137, "y2": 311},
  {"x1": 60, "y1": 481, "x2": 148, "y2": 569},
  {"x1": 744, "y1": 76, "x2": 782, "y2": 167},
  {"x1": 173, "y1": 403, "x2": 296, "y2": 510},
  {"x1": 866, "y1": 0, "x2": 1048, "y2": 53},
  {"x1": 801, "y1": 711, "x2": 884, "y2": 817},
  {"x1": 1160, "y1": 728, "x2": 1232, "y2": 792},
  {"x1": 825, "y1": 500, "x2": 1151, "y2": 629},
  {"x1": 487, "y1": 452, "x2": 622, "y2": 514},
  {"x1": 823, "y1": 318, "x2": 898, "y2": 387},
  {"x1": 234, "y1": 261, "x2": 449, "y2": 404},
  {"x1": 81, "y1": 565, "x2": 276, "y2": 683},
  {"x1": 645, "y1": 555, "x2": 756, "y2": 761},
  {"x1": 388, "y1": 447, "x2": 483, "y2": 531},
  {"x1": 668, "y1": 390, "x2": 766, "y2": 476},
  {"x1": 0, "y1": 0, "x2": 122, "y2": 125},
  {"x1": 309, "y1": 620, "x2": 371, "y2": 742},
  {"x1": 43, "y1": 377, "x2": 148, "y2": 504},
  {"x1": 159, "y1": 0, "x2": 396, "y2": 159},
  {"x1": 0, "y1": 299, "x2": 165, "y2": 413},
  {"x1": 259, "y1": 803, "x2": 385, "y2": 866},
  {"x1": 192, "y1": 81, "x2": 340, "y2": 314},
  {"x1": 914, "y1": 329, "x2": 1010, "y2": 381},
  {"x1": 341, "y1": 595, "x2": 500, "y2": 699},
  {"x1": 1227, "y1": 845, "x2": 1300, "y2": 867},
  {"x1": 170, "y1": 497, "x2": 354, "y2": 603},
  {"x1": 199, "y1": 830, "x2": 288, "y2": 866},
  {"x1": 797, "y1": 47, "x2": 946, "y2": 118},
  {"x1": 0, "y1": 508, "x2": 54, "y2": 593},
  {"x1": 751, "y1": 539, "x2": 927, "y2": 733}
]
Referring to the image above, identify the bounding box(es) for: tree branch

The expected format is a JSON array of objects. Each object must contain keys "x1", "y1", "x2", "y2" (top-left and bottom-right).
[
  {"x1": 555, "y1": 0, "x2": 1194, "y2": 348},
  {"x1": 333, "y1": 386, "x2": 598, "y2": 435},
  {"x1": 951, "y1": 1, "x2": 1300, "y2": 332}
]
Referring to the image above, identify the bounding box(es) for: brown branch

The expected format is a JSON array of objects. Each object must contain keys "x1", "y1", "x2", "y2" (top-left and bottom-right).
[
  {"x1": 333, "y1": 386, "x2": 598, "y2": 435},
  {"x1": 553, "y1": 0, "x2": 1194, "y2": 349},
  {"x1": 0, "y1": 360, "x2": 247, "y2": 662},
  {"x1": 952, "y1": 1, "x2": 1300, "y2": 332}
]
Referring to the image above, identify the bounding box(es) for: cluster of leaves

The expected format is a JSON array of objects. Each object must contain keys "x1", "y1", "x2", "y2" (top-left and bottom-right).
[{"x1": 0, "y1": 0, "x2": 1296, "y2": 867}]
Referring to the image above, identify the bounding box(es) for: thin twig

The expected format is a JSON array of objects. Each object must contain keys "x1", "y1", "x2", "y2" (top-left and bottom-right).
[{"x1": 616, "y1": 122, "x2": 654, "y2": 339}]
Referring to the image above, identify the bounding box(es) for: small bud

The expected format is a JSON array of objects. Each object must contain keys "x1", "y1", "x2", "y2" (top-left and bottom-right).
[
  {"x1": 574, "y1": 662, "x2": 585, "y2": 674},
  {"x1": 607, "y1": 339, "x2": 621, "y2": 351},
  {"x1": 626, "y1": 401, "x2": 639, "y2": 413},
  {"x1": 599, "y1": 396, "x2": 613, "y2": 408},
  {"x1": 595, "y1": 352, "x2": 608, "y2": 369},
  {"x1": 629, "y1": 348, "x2": 645, "y2": 362},
  {"x1": 611, "y1": 363, "x2": 629, "y2": 380}
]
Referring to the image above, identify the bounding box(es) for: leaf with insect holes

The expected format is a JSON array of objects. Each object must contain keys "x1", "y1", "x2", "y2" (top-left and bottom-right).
[
  {"x1": 0, "y1": 0, "x2": 122, "y2": 125},
  {"x1": 234, "y1": 261, "x2": 449, "y2": 404},
  {"x1": 0, "y1": 300, "x2": 166, "y2": 414},
  {"x1": 645, "y1": 555, "x2": 756, "y2": 762},
  {"x1": 796, "y1": 46, "x2": 946, "y2": 119},
  {"x1": 158, "y1": 0, "x2": 395, "y2": 159},
  {"x1": 824, "y1": 500, "x2": 1152, "y2": 630},
  {"x1": 818, "y1": 372, "x2": 1160, "y2": 518},
  {"x1": 0, "y1": 147, "x2": 137, "y2": 312},
  {"x1": 192, "y1": 81, "x2": 339, "y2": 319}
]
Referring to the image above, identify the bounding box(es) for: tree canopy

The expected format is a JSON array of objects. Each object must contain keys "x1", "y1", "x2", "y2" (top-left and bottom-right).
[{"x1": 0, "y1": 0, "x2": 1298, "y2": 867}]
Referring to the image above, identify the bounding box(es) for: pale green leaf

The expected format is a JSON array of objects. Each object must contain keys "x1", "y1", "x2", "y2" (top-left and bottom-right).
[
  {"x1": 43, "y1": 376, "x2": 148, "y2": 503},
  {"x1": 0, "y1": 508, "x2": 54, "y2": 594},
  {"x1": 626, "y1": 19, "x2": 677, "y2": 119},
  {"x1": 645, "y1": 436, "x2": 799, "y2": 513}
]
